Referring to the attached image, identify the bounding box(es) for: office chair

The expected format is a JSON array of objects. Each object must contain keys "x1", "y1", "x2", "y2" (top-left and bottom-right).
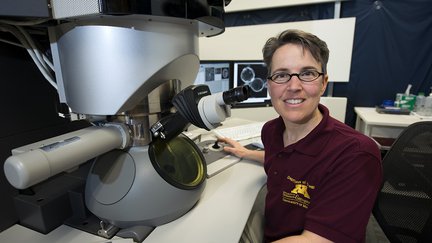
[{"x1": 373, "y1": 121, "x2": 432, "y2": 243}]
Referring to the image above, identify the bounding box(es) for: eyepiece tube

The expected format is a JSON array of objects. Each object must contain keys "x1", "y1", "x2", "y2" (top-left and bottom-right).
[{"x1": 222, "y1": 85, "x2": 250, "y2": 105}]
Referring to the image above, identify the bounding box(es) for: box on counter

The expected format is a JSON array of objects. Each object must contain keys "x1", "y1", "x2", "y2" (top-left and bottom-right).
[{"x1": 395, "y1": 93, "x2": 416, "y2": 111}]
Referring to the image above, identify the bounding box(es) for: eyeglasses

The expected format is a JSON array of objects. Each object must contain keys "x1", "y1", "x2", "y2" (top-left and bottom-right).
[{"x1": 267, "y1": 70, "x2": 324, "y2": 84}]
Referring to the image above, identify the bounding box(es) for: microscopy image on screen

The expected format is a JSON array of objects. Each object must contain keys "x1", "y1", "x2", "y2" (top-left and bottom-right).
[{"x1": 233, "y1": 62, "x2": 270, "y2": 104}]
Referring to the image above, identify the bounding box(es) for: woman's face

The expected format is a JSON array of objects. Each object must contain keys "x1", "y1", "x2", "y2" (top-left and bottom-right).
[{"x1": 267, "y1": 43, "x2": 328, "y2": 125}]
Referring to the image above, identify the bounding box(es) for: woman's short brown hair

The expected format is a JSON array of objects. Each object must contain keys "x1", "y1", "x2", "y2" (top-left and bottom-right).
[{"x1": 262, "y1": 29, "x2": 330, "y2": 76}]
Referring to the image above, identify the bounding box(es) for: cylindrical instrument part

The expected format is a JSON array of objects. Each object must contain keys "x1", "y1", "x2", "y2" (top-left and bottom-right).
[{"x1": 4, "y1": 125, "x2": 127, "y2": 189}]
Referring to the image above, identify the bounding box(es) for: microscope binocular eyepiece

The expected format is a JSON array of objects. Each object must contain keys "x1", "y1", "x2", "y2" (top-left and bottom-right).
[
  {"x1": 222, "y1": 85, "x2": 251, "y2": 105},
  {"x1": 152, "y1": 84, "x2": 252, "y2": 139}
]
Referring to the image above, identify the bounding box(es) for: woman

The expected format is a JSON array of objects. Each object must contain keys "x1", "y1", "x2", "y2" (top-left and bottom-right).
[{"x1": 219, "y1": 29, "x2": 382, "y2": 243}]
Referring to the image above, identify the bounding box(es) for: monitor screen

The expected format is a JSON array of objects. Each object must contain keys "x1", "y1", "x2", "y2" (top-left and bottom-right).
[
  {"x1": 193, "y1": 61, "x2": 231, "y2": 94},
  {"x1": 233, "y1": 61, "x2": 271, "y2": 105}
]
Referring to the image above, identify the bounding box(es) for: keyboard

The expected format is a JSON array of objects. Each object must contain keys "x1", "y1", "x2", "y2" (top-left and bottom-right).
[{"x1": 213, "y1": 122, "x2": 265, "y2": 141}]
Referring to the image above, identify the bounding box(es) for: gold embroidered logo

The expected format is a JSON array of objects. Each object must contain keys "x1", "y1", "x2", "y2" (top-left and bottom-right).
[
  {"x1": 291, "y1": 184, "x2": 311, "y2": 199},
  {"x1": 282, "y1": 176, "x2": 315, "y2": 209}
]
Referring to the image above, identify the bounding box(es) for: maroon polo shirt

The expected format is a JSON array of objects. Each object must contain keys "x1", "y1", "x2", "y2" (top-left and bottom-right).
[{"x1": 262, "y1": 104, "x2": 382, "y2": 243}]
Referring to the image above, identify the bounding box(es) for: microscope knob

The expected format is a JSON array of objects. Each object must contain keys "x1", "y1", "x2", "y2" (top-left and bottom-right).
[{"x1": 212, "y1": 141, "x2": 221, "y2": 149}]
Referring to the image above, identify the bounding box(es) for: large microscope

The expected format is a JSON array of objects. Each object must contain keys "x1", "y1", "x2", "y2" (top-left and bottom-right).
[{"x1": 0, "y1": 1, "x2": 249, "y2": 242}]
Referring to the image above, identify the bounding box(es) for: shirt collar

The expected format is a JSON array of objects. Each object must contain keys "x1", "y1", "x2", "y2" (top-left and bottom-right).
[{"x1": 281, "y1": 104, "x2": 335, "y2": 156}]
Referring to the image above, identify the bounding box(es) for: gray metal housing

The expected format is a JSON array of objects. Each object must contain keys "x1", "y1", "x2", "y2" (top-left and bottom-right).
[
  {"x1": 85, "y1": 145, "x2": 205, "y2": 228},
  {"x1": 49, "y1": 15, "x2": 214, "y2": 115}
]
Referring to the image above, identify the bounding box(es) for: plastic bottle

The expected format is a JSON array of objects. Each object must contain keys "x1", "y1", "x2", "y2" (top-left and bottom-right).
[
  {"x1": 414, "y1": 92, "x2": 426, "y2": 114},
  {"x1": 424, "y1": 88, "x2": 432, "y2": 116}
]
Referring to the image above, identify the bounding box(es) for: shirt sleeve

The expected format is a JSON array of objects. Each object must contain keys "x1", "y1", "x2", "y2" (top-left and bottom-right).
[{"x1": 304, "y1": 151, "x2": 382, "y2": 242}]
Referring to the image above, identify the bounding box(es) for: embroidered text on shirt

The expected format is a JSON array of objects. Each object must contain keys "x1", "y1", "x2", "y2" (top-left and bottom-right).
[{"x1": 282, "y1": 176, "x2": 315, "y2": 209}]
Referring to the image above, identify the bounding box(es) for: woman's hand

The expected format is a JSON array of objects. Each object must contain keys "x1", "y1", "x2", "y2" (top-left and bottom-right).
[{"x1": 217, "y1": 137, "x2": 265, "y2": 164}]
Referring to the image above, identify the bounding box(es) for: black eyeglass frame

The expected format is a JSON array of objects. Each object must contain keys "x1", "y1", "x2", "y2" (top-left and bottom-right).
[{"x1": 267, "y1": 70, "x2": 324, "y2": 84}]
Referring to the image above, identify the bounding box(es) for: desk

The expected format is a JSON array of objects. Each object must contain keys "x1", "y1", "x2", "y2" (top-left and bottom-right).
[
  {"x1": 354, "y1": 107, "x2": 432, "y2": 139},
  {"x1": 0, "y1": 118, "x2": 266, "y2": 243}
]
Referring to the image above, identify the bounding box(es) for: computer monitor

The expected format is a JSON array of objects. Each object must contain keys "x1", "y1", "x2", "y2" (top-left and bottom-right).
[
  {"x1": 233, "y1": 61, "x2": 271, "y2": 106},
  {"x1": 193, "y1": 61, "x2": 232, "y2": 94}
]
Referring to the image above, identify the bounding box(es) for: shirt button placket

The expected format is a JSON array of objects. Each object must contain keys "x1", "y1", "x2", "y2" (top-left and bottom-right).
[{"x1": 274, "y1": 153, "x2": 282, "y2": 175}]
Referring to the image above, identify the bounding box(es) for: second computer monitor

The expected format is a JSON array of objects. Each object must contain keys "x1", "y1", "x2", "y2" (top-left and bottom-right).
[
  {"x1": 233, "y1": 61, "x2": 271, "y2": 106},
  {"x1": 193, "y1": 61, "x2": 232, "y2": 94}
]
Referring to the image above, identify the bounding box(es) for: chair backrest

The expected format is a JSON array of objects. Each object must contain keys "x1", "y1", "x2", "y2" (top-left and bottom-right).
[{"x1": 373, "y1": 121, "x2": 432, "y2": 243}]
